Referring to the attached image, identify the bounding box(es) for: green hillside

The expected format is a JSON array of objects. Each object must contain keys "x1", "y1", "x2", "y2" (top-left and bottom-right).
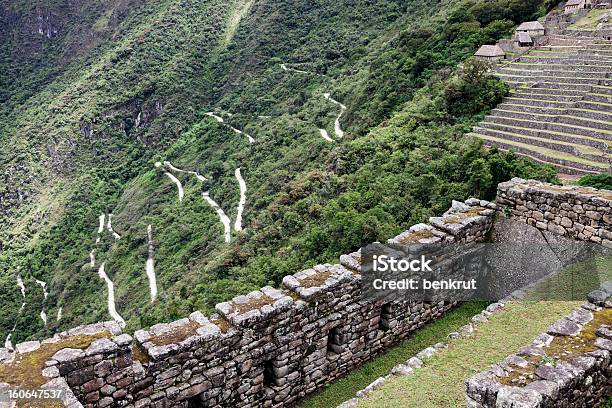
[{"x1": 0, "y1": 0, "x2": 558, "y2": 342}]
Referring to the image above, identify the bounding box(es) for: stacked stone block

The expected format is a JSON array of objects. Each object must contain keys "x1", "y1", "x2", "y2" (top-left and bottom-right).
[{"x1": 497, "y1": 178, "x2": 612, "y2": 247}]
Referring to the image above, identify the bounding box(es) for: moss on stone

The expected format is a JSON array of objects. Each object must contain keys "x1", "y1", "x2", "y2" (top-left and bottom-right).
[
  {"x1": 299, "y1": 271, "x2": 332, "y2": 288},
  {"x1": 0, "y1": 332, "x2": 110, "y2": 388},
  {"x1": 148, "y1": 320, "x2": 200, "y2": 347},
  {"x1": 398, "y1": 229, "x2": 435, "y2": 244}
]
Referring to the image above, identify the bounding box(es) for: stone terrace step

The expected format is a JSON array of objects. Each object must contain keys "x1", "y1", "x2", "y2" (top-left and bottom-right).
[
  {"x1": 535, "y1": 47, "x2": 612, "y2": 55},
  {"x1": 498, "y1": 68, "x2": 609, "y2": 79},
  {"x1": 472, "y1": 127, "x2": 606, "y2": 162},
  {"x1": 503, "y1": 97, "x2": 574, "y2": 109},
  {"x1": 526, "y1": 105, "x2": 612, "y2": 123},
  {"x1": 531, "y1": 83, "x2": 599, "y2": 92},
  {"x1": 577, "y1": 100, "x2": 612, "y2": 111},
  {"x1": 490, "y1": 109, "x2": 612, "y2": 132},
  {"x1": 483, "y1": 142, "x2": 601, "y2": 175},
  {"x1": 547, "y1": 36, "x2": 612, "y2": 46},
  {"x1": 477, "y1": 122, "x2": 609, "y2": 151},
  {"x1": 483, "y1": 115, "x2": 612, "y2": 142},
  {"x1": 497, "y1": 74, "x2": 605, "y2": 86},
  {"x1": 517, "y1": 57, "x2": 612, "y2": 66},
  {"x1": 591, "y1": 85, "x2": 612, "y2": 96},
  {"x1": 586, "y1": 93, "x2": 612, "y2": 103},
  {"x1": 510, "y1": 91, "x2": 582, "y2": 102},
  {"x1": 511, "y1": 87, "x2": 588, "y2": 98},
  {"x1": 469, "y1": 133, "x2": 607, "y2": 174},
  {"x1": 505, "y1": 63, "x2": 612, "y2": 73}
]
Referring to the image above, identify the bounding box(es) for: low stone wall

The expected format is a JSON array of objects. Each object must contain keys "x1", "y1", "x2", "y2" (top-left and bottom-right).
[
  {"x1": 497, "y1": 178, "x2": 612, "y2": 247},
  {"x1": 0, "y1": 198, "x2": 496, "y2": 408},
  {"x1": 465, "y1": 283, "x2": 612, "y2": 408}
]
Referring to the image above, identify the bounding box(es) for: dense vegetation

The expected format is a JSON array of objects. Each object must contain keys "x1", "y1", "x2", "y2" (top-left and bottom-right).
[
  {"x1": 0, "y1": 0, "x2": 558, "y2": 342},
  {"x1": 577, "y1": 173, "x2": 612, "y2": 191}
]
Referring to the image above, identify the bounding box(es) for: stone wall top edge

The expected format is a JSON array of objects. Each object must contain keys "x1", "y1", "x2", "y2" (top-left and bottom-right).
[{"x1": 499, "y1": 178, "x2": 612, "y2": 205}]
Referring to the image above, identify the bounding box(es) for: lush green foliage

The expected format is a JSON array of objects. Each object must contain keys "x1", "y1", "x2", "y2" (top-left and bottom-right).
[
  {"x1": 0, "y1": 0, "x2": 556, "y2": 342},
  {"x1": 577, "y1": 173, "x2": 612, "y2": 191}
]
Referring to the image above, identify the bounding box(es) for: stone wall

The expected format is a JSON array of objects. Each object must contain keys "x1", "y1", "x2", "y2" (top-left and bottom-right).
[
  {"x1": 497, "y1": 178, "x2": 612, "y2": 248},
  {"x1": 2, "y1": 179, "x2": 611, "y2": 408},
  {"x1": 465, "y1": 283, "x2": 612, "y2": 408},
  {"x1": 0, "y1": 198, "x2": 496, "y2": 408}
]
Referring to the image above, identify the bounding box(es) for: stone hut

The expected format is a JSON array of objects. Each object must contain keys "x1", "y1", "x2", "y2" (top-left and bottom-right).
[
  {"x1": 515, "y1": 32, "x2": 534, "y2": 47},
  {"x1": 565, "y1": 0, "x2": 593, "y2": 13},
  {"x1": 474, "y1": 44, "x2": 506, "y2": 61},
  {"x1": 516, "y1": 21, "x2": 546, "y2": 37}
]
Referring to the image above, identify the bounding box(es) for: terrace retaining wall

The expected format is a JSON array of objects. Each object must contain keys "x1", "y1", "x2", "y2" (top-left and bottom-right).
[{"x1": 497, "y1": 178, "x2": 612, "y2": 247}]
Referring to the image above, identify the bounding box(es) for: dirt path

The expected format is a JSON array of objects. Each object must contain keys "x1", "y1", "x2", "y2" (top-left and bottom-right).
[
  {"x1": 319, "y1": 128, "x2": 334, "y2": 142},
  {"x1": 97, "y1": 263, "x2": 126, "y2": 328},
  {"x1": 106, "y1": 214, "x2": 121, "y2": 239},
  {"x1": 164, "y1": 161, "x2": 206, "y2": 181},
  {"x1": 281, "y1": 63, "x2": 310, "y2": 74},
  {"x1": 234, "y1": 168, "x2": 247, "y2": 231},
  {"x1": 145, "y1": 224, "x2": 158, "y2": 302},
  {"x1": 34, "y1": 279, "x2": 48, "y2": 326},
  {"x1": 206, "y1": 112, "x2": 255, "y2": 144},
  {"x1": 156, "y1": 162, "x2": 184, "y2": 202},
  {"x1": 323, "y1": 93, "x2": 346, "y2": 138},
  {"x1": 5, "y1": 275, "x2": 27, "y2": 349},
  {"x1": 202, "y1": 191, "x2": 232, "y2": 243}
]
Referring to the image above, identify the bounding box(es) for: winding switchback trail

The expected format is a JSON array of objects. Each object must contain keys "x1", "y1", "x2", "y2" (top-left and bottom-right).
[
  {"x1": 56, "y1": 307, "x2": 62, "y2": 322},
  {"x1": 202, "y1": 192, "x2": 232, "y2": 243},
  {"x1": 145, "y1": 225, "x2": 158, "y2": 302},
  {"x1": 98, "y1": 214, "x2": 105, "y2": 234},
  {"x1": 318, "y1": 128, "x2": 334, "y2": 142},
  {"x1": 323, "y1": 93, "x2": 346, "y2": 138},
  {"x1": 280, "y1": 63, "x2": 310, "y2": 74},
  {"x1": 34, "y1": 279, "x2": 48, "y2": 300},
  {"x1": 90, "y1": 250, "x2": 96, "y2": 267},
  {"x1": 156, "y1": 162, "x2": 184, "y2": 202},
  {"x1": 5, "y1": 275, "x2": 27, "y2": 349},
  {"x1": 234, "y1": 168, "x2": 247, "y2": 231},
  {"x1": 164, "y1": 161, "x2": 206, "y2": 182},
  {"x1": 106, "y1": 214, "x2": 121, "y2": 239},
  {"x1": 206, "y1": 112, "x2": 255, "y2": 144},
  {"x1": 97, "y1": 263, "x2": 126, "y2": 328},
  {"x1": 35, "y1": 278, "x2": 48, "y2": 326}
]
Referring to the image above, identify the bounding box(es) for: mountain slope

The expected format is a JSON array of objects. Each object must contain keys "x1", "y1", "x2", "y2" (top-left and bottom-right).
[{"x1": 0, "y1": 0, "x2": 556, "y2": 343}]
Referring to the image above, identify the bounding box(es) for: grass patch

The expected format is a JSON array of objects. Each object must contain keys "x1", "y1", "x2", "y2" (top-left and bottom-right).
[
  {"x1": 299, "y1": 301, "x2": 487, "y2": 408},
  {"x1": 569, "y1": 9, "x2": 611, "y2": 29},
  {"x1": 524, "y1": 255, "x2": 612, "y2": 301},
  {"x1": 356, "y1": 301, "x2": 578, "y2": 408}
]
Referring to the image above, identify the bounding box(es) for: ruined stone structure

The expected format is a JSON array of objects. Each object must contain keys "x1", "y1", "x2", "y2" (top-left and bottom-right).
[
  {"x1": 470, "y1": 29, "x2": 612, "y2": 175},
  {"x1": 466, "y1": 283, "x2": 612, "y2": 408},
  {"x1": 0, "y1": 178, "x2": 610, "y2": 408}
]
